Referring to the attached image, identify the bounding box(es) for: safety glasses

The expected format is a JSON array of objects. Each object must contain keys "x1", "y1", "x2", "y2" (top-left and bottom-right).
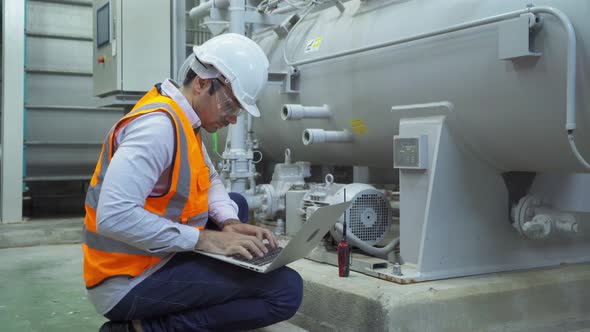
[{"x1": 211, "y1": 79, "x2": 243, "y2": 118}]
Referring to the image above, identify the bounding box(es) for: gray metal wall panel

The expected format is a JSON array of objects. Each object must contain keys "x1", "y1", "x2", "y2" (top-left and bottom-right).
[
  {"x1": 27, "y1": 146, "x2": 101, "y2": 167},
  {"x1": 26, "y1": 145, "x2": 100, "y2": 180},
  {"x1": 27, "y1": 36, "x2": 92, "y2": 73},
  {"x1": 26, "y1": 108, "x2": 120, "y2": 142},
  {"x1": 25, "y1": 0, "x2": 124, "y2": 180},
  {"x1": 26, "y1": 73, "x2": 100, "y2": 106},
  {"x1": 27, "y1": 1, "x2": 91, "y2": 38}
]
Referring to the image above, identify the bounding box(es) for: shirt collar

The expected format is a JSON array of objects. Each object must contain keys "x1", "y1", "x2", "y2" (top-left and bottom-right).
[{"x1": 161, "y1": 79, "x2": 201, "y2": 129}]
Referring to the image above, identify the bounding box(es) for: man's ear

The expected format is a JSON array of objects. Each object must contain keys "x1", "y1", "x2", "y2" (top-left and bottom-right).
[{"x1": 193, "y1": 77, "x2": 209, "y2": 94}]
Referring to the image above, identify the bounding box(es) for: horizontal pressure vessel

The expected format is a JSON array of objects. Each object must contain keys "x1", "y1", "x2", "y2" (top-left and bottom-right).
[{"x1": 245, "y1": 0, "x2": 590, "y2": 172}]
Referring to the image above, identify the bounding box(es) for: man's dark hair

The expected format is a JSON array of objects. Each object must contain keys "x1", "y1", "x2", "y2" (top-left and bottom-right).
[
  {"x1": 183, "y1": 68, "x2": 198, "y2": 87},
  {"x1": 183, "y1": 68, "x2": 218, "y2": 96}
]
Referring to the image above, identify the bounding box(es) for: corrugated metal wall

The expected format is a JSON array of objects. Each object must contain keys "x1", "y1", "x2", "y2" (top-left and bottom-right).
[{"x1": 25, "y1": 0, "x2": 124, "y2": 182}]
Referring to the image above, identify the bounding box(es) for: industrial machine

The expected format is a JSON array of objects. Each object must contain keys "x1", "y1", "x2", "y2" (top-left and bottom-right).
[
  {"x1": 96, "y1": 0, "x2": 590, "y2": 283},
  {"x1": 252, "y1": 0, "x2": 590, "y2": 283}
]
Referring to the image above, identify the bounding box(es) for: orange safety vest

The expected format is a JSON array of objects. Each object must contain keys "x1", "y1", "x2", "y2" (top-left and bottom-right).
[{"x1": 82, "y1": 86, "x2": 211, "y2": 289}]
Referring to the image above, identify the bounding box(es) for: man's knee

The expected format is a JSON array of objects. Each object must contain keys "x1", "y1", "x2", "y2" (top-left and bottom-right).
[
  {"x1": 272, "y1": 267, "x2": 304, "y2": 320},
  {"x1": 228, "y1": 192, "x2": 249, "y2": 223}
]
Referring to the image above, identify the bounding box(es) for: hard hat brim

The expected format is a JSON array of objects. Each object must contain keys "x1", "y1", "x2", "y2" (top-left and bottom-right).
[{"x1": 241, "y1": 101, "x2": 261, "y2": 117}]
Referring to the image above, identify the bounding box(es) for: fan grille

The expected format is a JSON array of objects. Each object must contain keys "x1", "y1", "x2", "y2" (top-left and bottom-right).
[{"x1": 348, "y1": 192, "x2": 391, "y2": 245}]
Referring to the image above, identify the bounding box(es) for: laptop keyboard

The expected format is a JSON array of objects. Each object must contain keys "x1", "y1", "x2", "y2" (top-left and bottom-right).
[{"x1": 231, "y1": 244, "x2": 283, "y2": 266}]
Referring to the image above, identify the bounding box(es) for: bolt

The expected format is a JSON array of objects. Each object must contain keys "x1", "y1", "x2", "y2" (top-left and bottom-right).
[{"x1": 392, "y1": 263, "x2": 403, "y2": 276}]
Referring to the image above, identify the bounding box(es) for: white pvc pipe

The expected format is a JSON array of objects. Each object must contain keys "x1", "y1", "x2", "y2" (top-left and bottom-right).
[
  {"x1": 302, "y1": 129, "x2": 353, "y2": 145},
  {"x1": 281, "y1": 104, "x2": 331, "y2": 120},
  {"x1": 189, "y1": 0, "x2": 230, "y2": 20},
  {"x1": 229, "y1": 0, "x2": 246, "y2": 35},
  {"x1": 226, "y1": 0, "x2": 250, "y2": 194}
]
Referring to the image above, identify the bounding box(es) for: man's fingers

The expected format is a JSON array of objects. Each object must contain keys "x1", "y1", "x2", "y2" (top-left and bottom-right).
[
  {"x1": 261, "y1": 228, "x2": 277, "y2": 248},
  {"x1": 231, "y1": 245, "x2": 253, "y2": 260},
  {"x1": 249, "y1": 235, "x2": 268, "y2": 254},
  {"x1": 241, "y1": 239, "x2": 265, "y2": 257}
]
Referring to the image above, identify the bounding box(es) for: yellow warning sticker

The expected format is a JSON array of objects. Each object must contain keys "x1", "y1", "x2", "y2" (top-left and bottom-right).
[
  {"x1": 304, "y1": 37, "x2": 323, "y2": 53},
  {"x1": 350, "y1": 118, "x2": 368, "y2": 135}
]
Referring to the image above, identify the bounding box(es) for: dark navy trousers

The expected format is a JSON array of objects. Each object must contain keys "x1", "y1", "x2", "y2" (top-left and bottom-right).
[{"x1": 104, "y1": 193, "x2": 303, "y2": 332}]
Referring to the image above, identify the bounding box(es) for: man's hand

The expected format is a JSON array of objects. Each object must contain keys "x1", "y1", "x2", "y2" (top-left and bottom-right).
[
  {"x1": 222, "y1": 220, "x2": 278, "y2": 249},
  {"x1": 195, "y1": 230, "x2": 267, "y2": 260}
]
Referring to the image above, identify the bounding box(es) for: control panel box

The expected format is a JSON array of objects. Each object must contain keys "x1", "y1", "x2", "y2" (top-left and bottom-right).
[
  {"x1": 93, "y1": 0, "x2": 171, "y2": 97},
  {"x1": 393, "y1": 135, "x2": 429, "y2": 170}
]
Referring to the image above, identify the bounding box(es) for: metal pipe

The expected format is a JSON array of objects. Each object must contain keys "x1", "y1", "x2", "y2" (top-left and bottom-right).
[
  {"x1": 247, "y1": 113, "x2": 253, "y2": 132},
  {"x1": 530, "y1": 7, "x2": 589, "y2": 170},
  {"x1": 281, "y1": 104, "x2": 331, "y2": 120},
  {"x1": 189, "y1": 0, "x2": 230, "y2": 20},
  {"x1": 534, "y1": 207, "x2": 590, "y2": 233},
  {"x1": 172, "y1": 0, "x2": 186, "y2": 81},
  {"x1": 229, "y1": 0, "x2": 246, "y2": 35},
  {"x1": 302, "y1": 129, "x2": 353, "y2": 145},
  {"x1": 220, "y1": 0, "x2": 251, "y2": 194},
  {"x1": 245, "y1": 194, "x2": 264, "y2": 210},
  {"x1": 568, "y1": 134, "x2": 590, "y2": 170}
]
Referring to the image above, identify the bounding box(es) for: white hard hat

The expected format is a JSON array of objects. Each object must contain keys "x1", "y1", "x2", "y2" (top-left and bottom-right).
[{"x1": 190, "y1": 33, "x2": 269, "y2": 117}]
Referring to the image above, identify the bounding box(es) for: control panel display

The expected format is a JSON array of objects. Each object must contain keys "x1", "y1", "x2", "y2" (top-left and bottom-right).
[
  {"x1": 96, "y1": 3, "x2": 110, "y2": 48},
  {"x1": 394, "y1": 135, "x2": 428, "y2": 170}
]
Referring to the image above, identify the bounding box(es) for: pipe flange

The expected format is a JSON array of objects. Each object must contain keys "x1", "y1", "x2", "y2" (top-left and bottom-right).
[{"x1": 513, "y1": 195, "x2": 543, "y2": 238}]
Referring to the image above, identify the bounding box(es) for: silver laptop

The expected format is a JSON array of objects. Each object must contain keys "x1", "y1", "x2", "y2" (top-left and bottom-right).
[{"x1": 196, "y1": 201, "x2": 351, "y2": 273}]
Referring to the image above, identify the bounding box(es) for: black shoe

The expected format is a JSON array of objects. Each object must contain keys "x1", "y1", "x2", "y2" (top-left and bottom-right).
[{"x1": 98, "y1": 321, "x2": 133, "y2": 332}]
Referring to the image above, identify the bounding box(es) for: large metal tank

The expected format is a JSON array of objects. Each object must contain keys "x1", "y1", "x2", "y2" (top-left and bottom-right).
[{"x1": 248, "y1": 0, "x2": 590, "y2": 172}]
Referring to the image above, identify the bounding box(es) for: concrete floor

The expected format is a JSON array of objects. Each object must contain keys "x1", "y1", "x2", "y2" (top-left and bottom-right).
[
  {"x1": 0, "y1": 244, "x2": 308, "y2": 332},
  {"x1": 0, "y1": 244, "x2": 105, "y2": 332},
  {"x1": 2, "y1": 219, "x2": 590, "y2": 332}
]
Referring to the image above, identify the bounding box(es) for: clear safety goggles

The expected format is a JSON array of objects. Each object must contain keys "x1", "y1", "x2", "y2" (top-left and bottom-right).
[{"x1": 212, "y1": 79, "x2": 243, "y2": 118}]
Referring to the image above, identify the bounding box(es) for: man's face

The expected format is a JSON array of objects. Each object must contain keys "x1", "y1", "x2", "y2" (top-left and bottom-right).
[{"x1": 199, "y1": 79, "x2": 242, "y2": 133}]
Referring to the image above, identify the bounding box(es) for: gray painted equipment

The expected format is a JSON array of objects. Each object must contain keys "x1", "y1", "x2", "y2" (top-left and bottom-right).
[
  {"x1": 242, "y1": 0, "x2": 590, "y2": 282},
  {"x1": 252, "y1": 0, "x2": 590, "y2": 172}
]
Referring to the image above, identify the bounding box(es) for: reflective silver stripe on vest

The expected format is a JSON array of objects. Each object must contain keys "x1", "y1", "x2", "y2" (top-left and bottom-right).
[
  {"x1": 186, "y1": 211, "x2": 210, "y2": 227},
  {"x1": 82, "y1": 225, "x2": 167, "y2": 258},
  {"x1": 132, "y1": 103, "x2": 193, "y2": 219},
  {"x1": 85, "y1": 128, "x2": 114, "y2": 209}
]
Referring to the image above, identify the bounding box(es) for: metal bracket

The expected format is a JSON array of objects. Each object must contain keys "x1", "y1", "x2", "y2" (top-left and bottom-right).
[
  {"x1": 268, "y1": 67, "x2": 300, "y2": 94},
  {"x1": 498, "y1": 13, "x2": 543, "y2": 60}
]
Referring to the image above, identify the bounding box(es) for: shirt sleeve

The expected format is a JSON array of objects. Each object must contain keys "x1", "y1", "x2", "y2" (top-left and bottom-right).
[
  {"x1": 202, "y1": 141, "x2": 239, "y2": 227},
  {"x1": 95, "y1": 112, "x2": 200, "y2": 253}
]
